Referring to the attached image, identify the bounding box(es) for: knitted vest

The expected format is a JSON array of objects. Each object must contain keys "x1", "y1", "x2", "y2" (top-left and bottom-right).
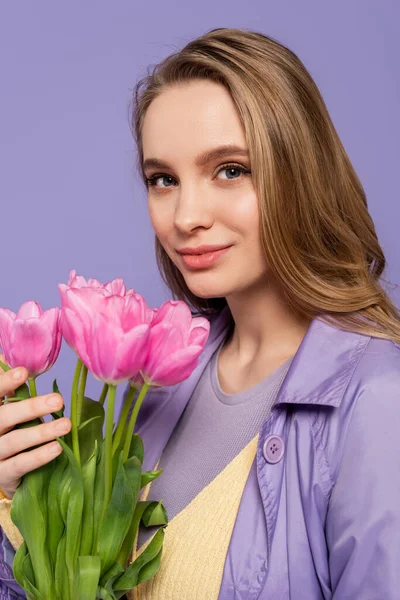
[{"x1": 127, "y1": 433, "x2": 259, "y2": 600}]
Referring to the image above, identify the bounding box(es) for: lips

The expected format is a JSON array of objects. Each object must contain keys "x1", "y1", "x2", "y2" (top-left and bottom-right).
[
  {"x1": 177, "y1": 245, "x2": 231, "y2": 255},
  {"x1": 179, "y1": 246, "x2": 231, "y2": 269}
]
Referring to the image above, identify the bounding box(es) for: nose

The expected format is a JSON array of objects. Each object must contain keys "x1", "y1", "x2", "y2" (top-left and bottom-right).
[{"x1": 173, "y1": 183, "x2": 214, "y2": 234}]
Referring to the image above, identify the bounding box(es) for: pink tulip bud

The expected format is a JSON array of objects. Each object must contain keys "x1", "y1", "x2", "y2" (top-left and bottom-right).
[
  {"x1": 132, "y1": 300, "x2": 210, "y2": 387},
  {"x1": 0, "y1": 301, "x2": 62, "y2": 379}
]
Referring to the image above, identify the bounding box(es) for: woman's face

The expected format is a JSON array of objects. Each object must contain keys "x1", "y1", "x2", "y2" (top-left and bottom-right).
[{"x1": 141, "y1": 80, "x2": 269, "y2": 300}]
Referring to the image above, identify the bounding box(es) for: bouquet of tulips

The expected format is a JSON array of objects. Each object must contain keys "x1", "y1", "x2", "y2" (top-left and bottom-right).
[{"x1": 0, "y1": 270, "x2": 210, "y2": 600}]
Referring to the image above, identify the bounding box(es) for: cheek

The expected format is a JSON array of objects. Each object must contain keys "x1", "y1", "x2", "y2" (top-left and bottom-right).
[
  {"x1": 226, "y1": 191, "x2": 260, "y2": 233},
  {"x1": 148, "y1": 200, "x2": 172, "y2": 241}
]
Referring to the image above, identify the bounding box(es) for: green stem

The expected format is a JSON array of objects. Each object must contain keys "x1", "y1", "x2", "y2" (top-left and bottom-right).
[
  {"x1": 71, "y1": 359, "x2": 83, "y2": 467},
  {"x1": 112, "y1": 385, "x2": 138, "y2": 455},
  {"x1": 28, "y1": 378, "x2": 37, "y2": 398},
  {"x1": 122, "y1": 382, "x2": 151, "y2": 462},
  {"x1": 99, "y1": 383, "x2": 109, "y2": 406},
  {"x1": 100, "y1": 384, "x2": 117, "y2": 527},
  {"x1": 77, "y1": 364, "x2": 88, "y2": 425}
]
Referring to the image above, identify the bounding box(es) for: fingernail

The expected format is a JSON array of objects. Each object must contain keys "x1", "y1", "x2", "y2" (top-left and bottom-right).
[
  {"x1": 12, "y1": 369, "x2": 22, "y2": 380},
  {"x1": 49, "y1": 442, "x2": 62, "y2": 454},
  {"x1": 47, "y1": 395, "x2": 61, "y2": 408},
  {"x1": 55, "y1": 419, "x2": 69, "y2": 434}
]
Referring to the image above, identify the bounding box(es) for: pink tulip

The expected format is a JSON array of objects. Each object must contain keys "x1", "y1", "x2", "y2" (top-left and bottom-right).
[
  {"x1": 130, "y1": 300, "x2": 210, "y2": 387},
  {"x1": 64, "y1": 269, "x2": 133, "y2": 296},
  {"x1": 58, "y1": 270, "x2": 152, "y2": 354},
  {"x1": 60, "y1": 285, "x2": 152, "y2": 385},
  {"x1": 0, "y1": 301, "x2": 62, "y2": 378}
]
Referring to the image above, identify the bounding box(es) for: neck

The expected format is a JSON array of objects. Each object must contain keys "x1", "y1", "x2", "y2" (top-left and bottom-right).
[{"x1": 223, "y1": 278, "x2": 311, "y2": 367}]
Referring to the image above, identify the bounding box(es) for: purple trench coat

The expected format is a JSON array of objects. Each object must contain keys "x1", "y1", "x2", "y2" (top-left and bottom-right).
[{"x1": 1, "y1": 305, "x2": 400, "y2": 599}]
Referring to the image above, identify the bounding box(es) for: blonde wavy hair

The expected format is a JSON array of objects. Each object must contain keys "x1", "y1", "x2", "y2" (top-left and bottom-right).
[{"x1": 130, "y1": 27, "x2": 400, "y2": 344}]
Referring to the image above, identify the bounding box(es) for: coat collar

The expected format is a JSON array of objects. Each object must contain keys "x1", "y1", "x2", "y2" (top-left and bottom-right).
[
  {"x1": 136, "y1": 304, "x2": 371, "y2": 470},
  {"x1": 207, "y1": 304, "x2": 371, "y2": 409}
]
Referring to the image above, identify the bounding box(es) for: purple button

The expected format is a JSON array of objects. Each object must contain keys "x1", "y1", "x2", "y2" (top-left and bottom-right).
[{"x1": 263, "y1": 434, "x2": 285, "y2": 464}]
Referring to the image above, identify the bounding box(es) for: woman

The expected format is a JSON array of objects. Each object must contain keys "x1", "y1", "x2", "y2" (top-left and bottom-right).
[{"x1": 1, "y1": 27, "x2": 400, "y2": 599}]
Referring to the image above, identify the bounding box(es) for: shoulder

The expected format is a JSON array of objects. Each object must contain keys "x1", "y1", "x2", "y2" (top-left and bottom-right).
[
  {"x1": 354, "y1": 335, "x2": 400, "y2": 389},
  {"x1": 320, "y1": 334, "x2": 400, "y2": 486}
]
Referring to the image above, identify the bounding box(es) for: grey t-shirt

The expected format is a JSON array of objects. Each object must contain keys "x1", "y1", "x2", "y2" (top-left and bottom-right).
[{"x1": 137, "y1": 337, "x2": 294, "y2": 549}]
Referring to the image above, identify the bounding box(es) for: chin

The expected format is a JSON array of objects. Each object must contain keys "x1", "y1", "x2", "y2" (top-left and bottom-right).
[{"x1": 184, "y1": 277, "x2": 233, "y2": 300}]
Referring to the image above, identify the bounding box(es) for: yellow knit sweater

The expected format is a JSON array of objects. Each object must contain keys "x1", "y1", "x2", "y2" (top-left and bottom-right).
[
  {"x1": 0, "y1": 433, "x2": 258, "y2": 599},
  {"x1": 128, "y1": 433, "x2": 259, "y2": 600}
]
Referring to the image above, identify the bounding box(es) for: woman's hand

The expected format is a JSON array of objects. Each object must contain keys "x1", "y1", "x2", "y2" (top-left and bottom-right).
[{"x1": 0, "y1": 353, "x2": 71, "y2": 499}]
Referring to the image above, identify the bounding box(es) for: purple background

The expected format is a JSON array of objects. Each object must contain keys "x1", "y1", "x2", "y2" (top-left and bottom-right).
[{"x1": 0, "y1": 1, "x2": 399, "y2": 415}]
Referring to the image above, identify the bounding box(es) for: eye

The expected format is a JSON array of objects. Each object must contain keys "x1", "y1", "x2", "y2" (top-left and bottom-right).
[
  {"x1": 216, "y1": 163, "x2": 251, "y2": 181},
  {"x1": 145, "y1": 163, "x2": 251, "y2": 189},
  {"x1": 145, "y1": 174, "x2": 177, "y2": 189}
]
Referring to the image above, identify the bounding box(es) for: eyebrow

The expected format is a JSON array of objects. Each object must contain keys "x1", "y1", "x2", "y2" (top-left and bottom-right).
[{"x1": 142, "y1": 144, "x2": 249, "y2": 172}]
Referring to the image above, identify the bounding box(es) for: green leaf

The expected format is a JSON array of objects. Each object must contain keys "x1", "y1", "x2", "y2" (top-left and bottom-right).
[
  {"x1": 137, "y1": 547, "x2": 163, "y2": 585},
  {"x1": 99, "y1": 561, "x2": 125, "y2": 593},
  {"x1": 12, "y1": 539, "x2": 29, "y2": 590},
  {"x1": 78, "y1": 415, "x2": 102, "y2": 432},
  {"x1": 113, "y1": 528, "x2": 165, "y2": 592},
  {"x1": 116, "y1": 500, "x2": 151, "y2": 568},
  {"x1": 77, "y1": 555, "x2": 101, "y2": 600},
  {"x1": 96, "y1": 587, "x2": 115, "y2": 600},
  {"x1": 3, "y1": 383, "x2": 31, "y2": 404},
  {"x1": 92, "y1": 439, "x2": 106, "y2": 552},
  {"x1": 56, "y1": 436, "x2": 84, "y2": 600},
  {"x1": 96, "y1": 453, "x2": 142, "y2": 576},
  {"x1": 51, "y1": 379, "x2": 64, "y2": 419},
  {"x1": 142, "y1": 500, "x2": 168, "y2": 527},
  {"x1": 59, "y1": 471, "x2": 72, "y2": 525},
  {"x1": 114, "y1": 433, "x2": 144, "y2": 464},
  {"x1": 79, "y1": 441, "x2": 98, "y2": 556},
  {"x1": 140, "y1": 468, "x2": 163, "y2": 489},
  {"x1": 55, "y1": 531, "x2": 68, "y2": 600},
  {"x1": 10, "y1": 460, "x2": 56, "y2": 597},
  {"x1": 14, "y1": 382, "x2": 31, "y2": 400},
  {"x1": 47, "y1": 451, "x2": 68, "y2": 567},
  {"x1": 20, "y1": 551, "x2": 47, "y2": 600},
  {"x1": 128, "y1": 434, "x2": 144, "y2": 464},
  {"x1": 78, "y1": 396, "x2": 105, "y2": 465},
  {"x1": 0, "y1": 360, "x2": 10, "y2": 372}
]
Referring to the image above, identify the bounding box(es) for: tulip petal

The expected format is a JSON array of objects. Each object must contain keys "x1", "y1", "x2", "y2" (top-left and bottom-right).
[
  {"x1": 65, "y1": 288, "x2": 106, "y2": 322},
  {"x1": 63, "y1": 308, "x2": 91, "y2": 367},
  {"x1": 143, "y1": 322, "x2": 184, "y2": 378},
  {"x1": 87, "y1": 278, "x2": 104, "y2": 289},
  {"x1": 122, "y1": 295, "x2": 148, "y2": 331},
  {"x1": 39, "y1": 307, "x2": 59, "y2": 335},
  {"x1": 68, "y1": 269, "x2": 79, "y2": 285},
  {"x1": 104, "y1": 278, "x2": 126, "y2": 296},
  {"x1": 188, "y1": 317, "x2": 210, "y2": 346},
  {"x1": 9, "y1": 319, "x2": 53, "y2": 377},
  {"x1": 150, "y1": 345, "x2": 203, "y2": 386},
  {"x1": 0, "y1": 309, "x2": 15, "y2": 358},
  {"x1": 89, "y1": 312, "x2": 122, "y2": 382},
  {"x1": 114, "y1": 323, "x2": 150, "y2": 381},
  {"x1": 100, "y1": 295, "x2": 125, "y2": 326},
  {"x1": 42, "y1": 309, "x2": 62, "y2": 367},
  {"x1": 152, "y1": 301, "x2": 192, "y2": 339},
  {"x1": 16, "y1": 301, "x2": 43, "y2": 320}
]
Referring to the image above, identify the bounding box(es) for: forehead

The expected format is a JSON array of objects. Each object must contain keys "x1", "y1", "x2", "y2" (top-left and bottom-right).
[{"x1": 141, "y1": 80, "x2": 247, "y2": 165}]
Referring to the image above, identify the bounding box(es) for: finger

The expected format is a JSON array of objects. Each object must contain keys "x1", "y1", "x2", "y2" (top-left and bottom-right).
[
  {"x1": 0, "y1": 366, "x2": 28, "y2": 399},
  {"x1": 0, "y1": 440, "x2": 64, "y2": 491},
  {"x1": 0, "y1": 417, "x2": 71, "y2": 461},
  {"x1": 0, "y1": 393, "x2": 64, "y2": 436}
]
